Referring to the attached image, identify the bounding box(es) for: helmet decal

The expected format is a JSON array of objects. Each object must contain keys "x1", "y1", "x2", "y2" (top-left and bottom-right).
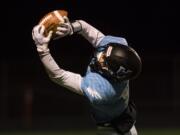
[{"x1": 116, "y1": 66, "x2": 133, "y2": 75}]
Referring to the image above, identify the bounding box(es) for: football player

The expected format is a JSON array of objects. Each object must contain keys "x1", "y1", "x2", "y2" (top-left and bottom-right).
[{"x1": 32, "y1": 17, "x2": 142, "y2": 135}]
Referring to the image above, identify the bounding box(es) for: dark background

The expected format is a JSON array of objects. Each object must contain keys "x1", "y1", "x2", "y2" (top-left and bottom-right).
[{"x1": 2, "y1": 0, "x2": 179, "y2": 131}]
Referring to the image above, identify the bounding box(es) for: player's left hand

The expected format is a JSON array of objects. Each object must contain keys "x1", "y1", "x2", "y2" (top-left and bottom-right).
[
  {"x1": 54, "y1": 16, "x2": 73, "y2": 40},
  {"x1": 32, "y1": 25, "x2": 53, "y2": 52}
]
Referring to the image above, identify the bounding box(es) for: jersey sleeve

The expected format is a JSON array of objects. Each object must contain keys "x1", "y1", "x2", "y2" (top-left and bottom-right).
[
  {"x1": 98, "y1": 35, "x2": 128, "y2": 47},
  {"x1": 38, "y1": 52, "x2": 83, "y2": 95}
]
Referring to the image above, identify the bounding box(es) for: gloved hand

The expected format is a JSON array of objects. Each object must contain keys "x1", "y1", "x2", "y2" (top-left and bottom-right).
[
  {"x1": 32, "y1": 25, "x2": 53, "y2": 53},
  {"x1": 54, "y1": 16, "x2": 73, "y2": 40}
]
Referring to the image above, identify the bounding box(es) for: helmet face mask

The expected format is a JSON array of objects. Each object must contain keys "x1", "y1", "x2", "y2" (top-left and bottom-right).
[
  {"x1": 96, "y1": 52, "x2": 107, "y2": 70},
  {"x1": 90, "y1": 43, "x2": 142, "y2": 81}
]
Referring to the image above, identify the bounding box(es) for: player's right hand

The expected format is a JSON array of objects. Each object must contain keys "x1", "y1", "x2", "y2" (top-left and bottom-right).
[
  {"x1": 32, "y1": 25, "x2": 53, "y2": 52},
  {"x1": 32, "y1": 25, "x2": 53, "y2": 45}
]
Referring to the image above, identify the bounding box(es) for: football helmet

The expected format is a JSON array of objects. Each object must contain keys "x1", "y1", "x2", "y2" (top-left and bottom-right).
[{"x1": 90, "y1": 43, "x2": 142, "y2": 81}]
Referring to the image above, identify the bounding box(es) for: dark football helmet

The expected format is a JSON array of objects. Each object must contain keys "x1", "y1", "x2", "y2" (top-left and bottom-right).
[{"x1": 90, "y1": 43, "x2": 142, "y2": 81}]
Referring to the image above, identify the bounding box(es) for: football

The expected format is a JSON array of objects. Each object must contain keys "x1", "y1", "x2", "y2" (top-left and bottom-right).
[{"x1": 39, "y1": 10, "x2": 68, "y2": 38}]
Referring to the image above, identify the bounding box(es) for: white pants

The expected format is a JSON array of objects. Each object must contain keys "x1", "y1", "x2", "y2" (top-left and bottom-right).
[{"x1": 97, "y1": 125, "x2": 137, "y2": 135}]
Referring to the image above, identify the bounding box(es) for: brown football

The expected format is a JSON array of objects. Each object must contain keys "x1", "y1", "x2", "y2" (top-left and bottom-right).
[{"x1": 39, "y1": 10, "x2": 68, "y2": 38}]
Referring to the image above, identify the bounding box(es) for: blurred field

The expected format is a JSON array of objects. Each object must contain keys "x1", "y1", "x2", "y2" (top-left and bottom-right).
[{"x1": 0, "y1": 129, "x2": 180, "y2": 135}]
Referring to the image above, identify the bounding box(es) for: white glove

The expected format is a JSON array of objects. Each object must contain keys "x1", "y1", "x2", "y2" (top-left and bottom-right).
[
  {"x1": 54, "y1": 16, "x2": 73, "y2": 40},
  {"x1": 32, "y1": 25, "x2": 53, "y2": 53}
]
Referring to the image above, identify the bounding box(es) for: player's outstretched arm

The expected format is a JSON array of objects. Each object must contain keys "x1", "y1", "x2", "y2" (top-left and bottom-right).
[
  {"x1": 55, "y1": 17, "x2": 105, "y2": 47},
  {"x1": 75, "y1": 20, "x2": 105, "y2": 47},
  {"x1": 32, "y1": 25, "x2": 84, "y2": 95}
]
